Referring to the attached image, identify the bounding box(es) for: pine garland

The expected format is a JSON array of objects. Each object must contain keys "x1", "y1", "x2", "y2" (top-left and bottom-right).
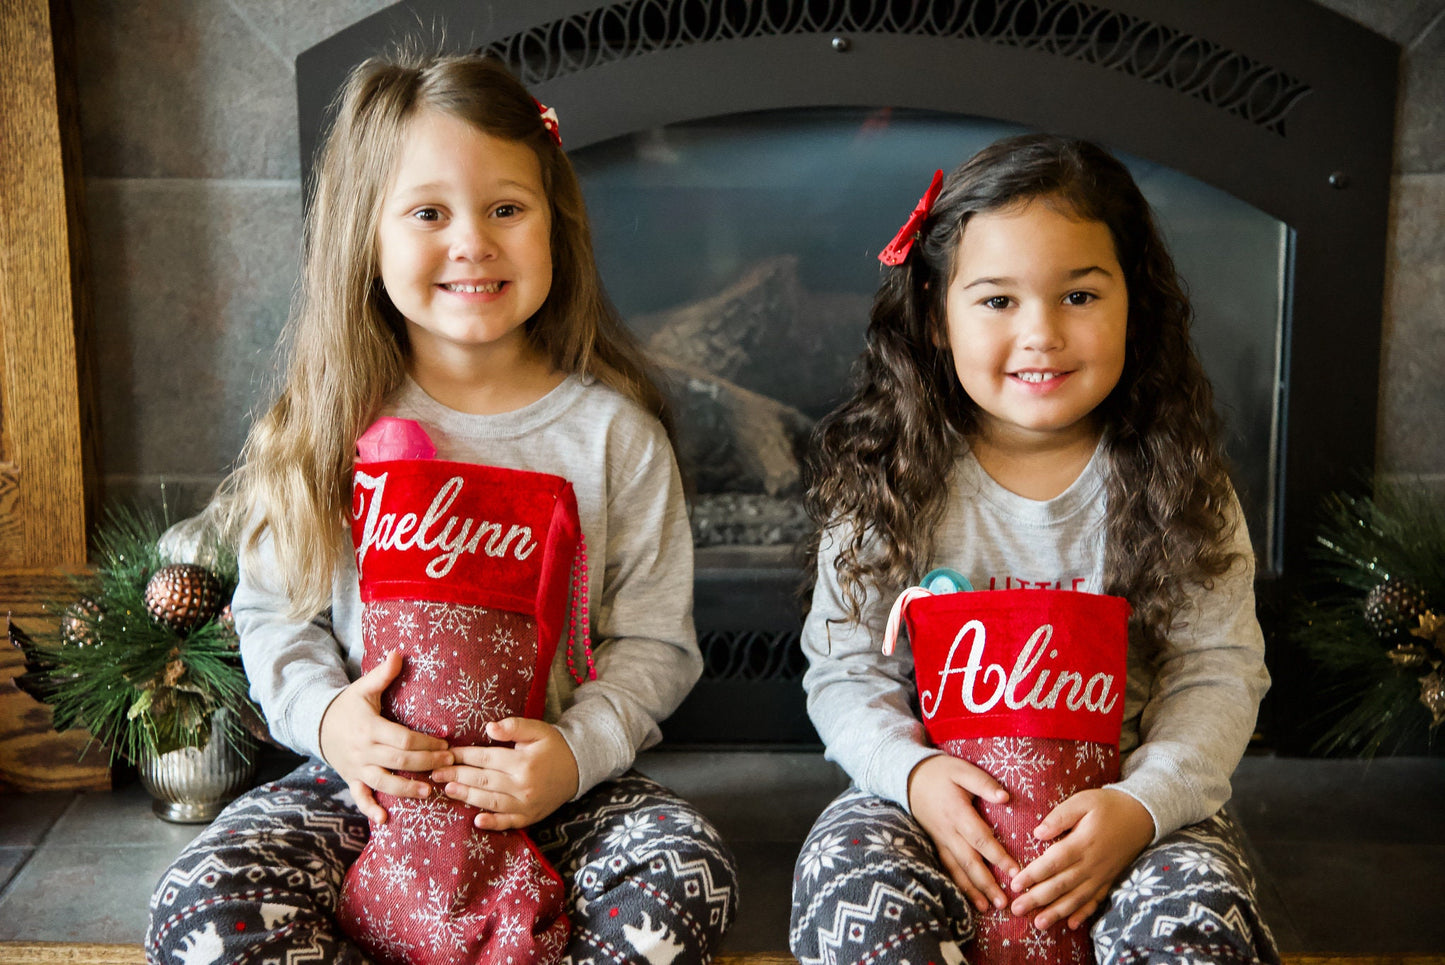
[
  {"x1": 12, "y1": 507, "x2": 262, "y2": 765},
  {"x1": 1296, "y1": 484, "x2": 1445, "y2": 755}
]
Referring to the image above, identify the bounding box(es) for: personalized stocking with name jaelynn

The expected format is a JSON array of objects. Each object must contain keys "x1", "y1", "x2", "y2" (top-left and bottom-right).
[
  {"x1": 337, "y1": 418, "x2": 593, "y2": 965},
  {"x1": 885, "y1": 584, "x2": 1130, "y2": 965}
]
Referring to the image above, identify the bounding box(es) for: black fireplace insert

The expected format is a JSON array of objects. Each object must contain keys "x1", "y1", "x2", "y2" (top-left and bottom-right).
[{"x1": 297, "y1": 0, "x2": 1398, "y2": 752}]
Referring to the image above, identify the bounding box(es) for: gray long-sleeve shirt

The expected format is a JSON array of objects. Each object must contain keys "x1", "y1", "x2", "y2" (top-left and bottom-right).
[
  {"x1": 801, "y1": 443, "x2": 1269, "y2": 841},
  {"x1": 233, "y1": 375, "x2": 701, "y2": 797}
]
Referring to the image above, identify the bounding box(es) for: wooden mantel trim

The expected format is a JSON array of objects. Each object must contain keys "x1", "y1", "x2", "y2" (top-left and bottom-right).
[{"x1": 0, "y1": 0, "x2": 101, "y2": 567}]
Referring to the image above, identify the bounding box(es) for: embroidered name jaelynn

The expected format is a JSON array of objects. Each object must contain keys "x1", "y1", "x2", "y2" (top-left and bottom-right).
[{"x1": 353, "y1": 471, "x2": 538, "y2": 578}]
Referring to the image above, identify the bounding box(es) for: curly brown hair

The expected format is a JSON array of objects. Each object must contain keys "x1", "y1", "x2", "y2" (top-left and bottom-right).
[{"x1": 805, "y1": 133, "x2": 1243, "y2": 652}]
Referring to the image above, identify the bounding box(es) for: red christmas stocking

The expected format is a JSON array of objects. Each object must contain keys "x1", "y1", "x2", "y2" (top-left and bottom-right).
[
  {"x1": 886, "y1": 585, "x2": 1130, "y2": 965},
  {"x1": 337, "y1": 419, "x2": 592, "y2": 965}
]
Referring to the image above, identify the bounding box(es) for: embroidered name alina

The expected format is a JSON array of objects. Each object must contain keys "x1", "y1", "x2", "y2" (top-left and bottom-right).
[
  {"x1": 354, "y1": 470, "x2": 538, "y2": 578},
  {"x1": 920, "y1": 621, "x2": 1120, "y2": 720}
]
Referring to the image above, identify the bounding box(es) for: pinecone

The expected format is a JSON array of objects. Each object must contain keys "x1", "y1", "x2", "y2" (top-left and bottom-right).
[
  {"x1": 144, "y1": 564, "x2": 223, "y2": 634},
  {"x1": 1363, "y1": 576, "x2": 1430, "y2": 640},
  {"x1": 61, "y1": 597, "x2": 104, "y2": 647}
]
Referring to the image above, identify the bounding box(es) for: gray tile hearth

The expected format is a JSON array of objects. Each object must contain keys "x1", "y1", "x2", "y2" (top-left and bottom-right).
[{"x1": 1, "y1": 750, "x2": 1442, "y2": 955}]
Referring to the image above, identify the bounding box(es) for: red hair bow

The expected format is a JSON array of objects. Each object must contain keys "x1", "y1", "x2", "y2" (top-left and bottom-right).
[
  {"x1": 878, "y1": 169, "x2": 944, "y2": 266},
  {"x1": 534, "y1": 98, "x2": 562, "y2": 147}
]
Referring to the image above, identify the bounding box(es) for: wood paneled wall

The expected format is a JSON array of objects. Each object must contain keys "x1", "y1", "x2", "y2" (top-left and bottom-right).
[{"x1": 0, "y1": 0, "x2": 108, "y2": 791}]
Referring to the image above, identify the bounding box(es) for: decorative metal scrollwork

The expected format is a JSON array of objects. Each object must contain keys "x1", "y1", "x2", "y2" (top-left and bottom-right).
[
  {"x1": 482, "y1": 0, "x2": 1310, "y2": 135},
  {"x1": 697, "y1": 629, "x2": 807, "y2": 681}
]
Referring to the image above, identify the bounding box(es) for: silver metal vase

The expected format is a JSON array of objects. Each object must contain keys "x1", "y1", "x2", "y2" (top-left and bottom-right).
[{"x1": 137, "y1": 711, "x2": 259, "y2": 823}]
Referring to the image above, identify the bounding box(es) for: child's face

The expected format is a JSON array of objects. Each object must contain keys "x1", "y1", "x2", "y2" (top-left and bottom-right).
[
  {"x1": 376, "y1": 109, "x2": 553, "y2": 374},
  {"x1": 942, "y1": 197, "x2": 1128, "y2": 451}
]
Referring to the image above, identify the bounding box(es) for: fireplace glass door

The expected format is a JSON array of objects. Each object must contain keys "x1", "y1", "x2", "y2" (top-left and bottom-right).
[{"x1": 573, "y1": 107, "x2": 1288, "y2": 573}]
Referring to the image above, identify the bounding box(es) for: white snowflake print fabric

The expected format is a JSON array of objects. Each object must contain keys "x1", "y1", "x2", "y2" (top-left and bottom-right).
[
  {"x1": 898, "y1": 587, "x2": 1132, "y2": 965},
  {"x1": 337, "y1": 421, "x2": 588, "y2": 964},
  {"x1": 942, "y1": 735, "x2": 1117, "y2": 965},
  {"x1": 336, "y1": 600, "x2": 569, "y2": 964}
]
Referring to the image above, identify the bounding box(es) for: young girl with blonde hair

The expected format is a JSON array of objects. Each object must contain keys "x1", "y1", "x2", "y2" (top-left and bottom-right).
[
  {"x1": 146, "y1": 50, "x2": 735, "y2": 964},
  {"x1": 790, "y1": 134, "x2": 1279, "y2": 964}
]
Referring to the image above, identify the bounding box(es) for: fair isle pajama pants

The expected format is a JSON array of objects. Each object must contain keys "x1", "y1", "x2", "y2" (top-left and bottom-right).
[
  {"x1": 790, "y1": 786, "x2": 1281, "y2": 965},
  {"x1": 146, "y1": 760, "x2": 738, "y2": 965}
]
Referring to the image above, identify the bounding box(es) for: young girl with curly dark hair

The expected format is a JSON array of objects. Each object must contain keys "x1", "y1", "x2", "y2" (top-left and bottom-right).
[{"x1": 790, "y1": 133, "x2": 1279, "y2": 965}]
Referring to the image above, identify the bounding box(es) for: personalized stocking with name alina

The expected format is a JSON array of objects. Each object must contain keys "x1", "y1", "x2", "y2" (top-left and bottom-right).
[
  {"x1": 885, "y1": 584, "x2": 1130, "y2": 965},
  {"x1": 337, "y1": 418, "x2": 592, "y2": 965}
]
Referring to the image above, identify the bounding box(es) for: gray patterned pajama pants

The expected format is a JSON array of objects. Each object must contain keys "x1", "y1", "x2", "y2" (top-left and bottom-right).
[
  {"x1": 790, "y1": 786, "x2": 1280, "y2": 965},
  {"x1": 146, "y1": 760, "x2": 738, "y2": 965}
]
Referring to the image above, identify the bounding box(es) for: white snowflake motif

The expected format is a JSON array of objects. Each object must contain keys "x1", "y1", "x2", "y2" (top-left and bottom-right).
[
  {"x1": 377, "y1": 854, "x2": 418, "y2": 891},
  {"x1": 464, "y1": 830, "x2": 496, "y2": 862},
  {"x1": 490, "y1": 622, "x2": 521, "y2": 654},
  {"x1": 397, "y1": 793, "x2": 458, "y2": 845},
  {"x1": 975, "y1": 738, "x2": 1052, "y2": 796},
  {"x1": 1172, "y1": 847, "x2": 1229, "y2": 878},
  {"x1": 436, "y1": 669, "x2": 508, "y2": 737},
  {"x1": 863, "y1": 829, "x2": 910, "y2": 854},
  {"x1": 493, "y1": 910, "x2": 530, "y2": 948},
  {"x1": 602, "y1": 811, "x2": 658, "y2": 851},
  {"x1": 392, "y1": 608, "x2": 420, "y2": 639},
  {"x1": 406, "y1": 640, "x2": 444, "y2": 682},
  {"x1": 1022, "y1": 927, "x2": 1057, "y2": 954},
  {"x1": 362, "y1": 603, "x2": 391, "y2": 643},
  {"x1": 420, "y1": 602, "x2": 480, "y2": 638},
  {"x1": 412, "y1": 878, "x2": 486, "y2": 954},
  {"x1": 391, "y1": 690, "x2": 422, "y2": 725},
  {"x1": 798, "y1": 832, "x2": 848, "y2": 883},
  {"x1": 1115, "y1": 864, "x2": 1166, "y2": 904},
  {"x1": 366, "y1": 909, "x2": 419, "y2": 961},
  {"x1": 489, "y1": 850, "x2": 544, "y2": 901},
  {"x1": 1073, "y1": 741, "x2": 1109, "y2": 771}
]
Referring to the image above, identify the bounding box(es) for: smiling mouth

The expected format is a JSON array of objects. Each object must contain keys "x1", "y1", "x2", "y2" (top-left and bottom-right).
[
  {"x1": 1013, "y1": 371, "x2": 1065, "y2": 383},
  {"x1": 441, "y1": 282, "x2": 503, "y2": 294}
]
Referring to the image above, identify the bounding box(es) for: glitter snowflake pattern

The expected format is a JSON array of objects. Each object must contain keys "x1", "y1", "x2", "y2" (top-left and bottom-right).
[
  {"x1": 406, "y1": 639, "x2": 444, "y2": 681},
  {"x1": 489, "y1": 850, "x2": 544, "y2": 901},
  {"x1": 464, "y1": 831, "x2": 496, "y2": 862},
  {"x1": 490, "y1": 622, "x2": 521, "y2": 653},
  {"x1": 397, "y1": 793, "x2": 458, "y2": 845},
  {"x1": 366, "y1": 909, "x2": 419, "y2": 961},
  {"x1": 975, "y1": 738, "x2": 1052, "y2": 795},
  {"x1": 412, "y1": 878, "x2": 487, "y2": 954},
  {"x1": 1022, "y1": 927, "x2": 1057, "y2": 954},
  {"x1": 1073, "y1": 740, "x2": 1110, "y2": 771},
  {"x1": 436, "y1": 669, "x2": 508, "y2": 736},
  {"x1": 392, "y1": 608, "x2": 419, "y2": 639},
  {"x1": 493, "y1": 911, "x2": 529, "y2": 948},
  {"x1": 362, "y1": 603, "x2": 390, "y2": 643},
  {"x1": 419, "y1": 602, "x2": 481, "y2": 638},
  {"x1": 377, "y1": 855, "x2": 418, "y2": 892},
  {"x1": 391, "y1": 690, "x2": 422, "y2": 724}
]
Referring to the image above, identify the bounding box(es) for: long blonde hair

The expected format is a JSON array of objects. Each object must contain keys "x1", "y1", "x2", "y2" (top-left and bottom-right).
[{"x1": 223, "y1": 51, "x2": 664, "y2": 618}]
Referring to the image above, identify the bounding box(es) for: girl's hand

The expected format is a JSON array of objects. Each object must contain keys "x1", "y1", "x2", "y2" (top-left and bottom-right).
[
  {"x1": 908, "y1": 755, "x2": 1019, "y2": 913},
  {"x1": 432, "y1": 717, "x2": 580, "y2": 829},
  {"x1": 318, "y1": 650, "x2": 454, "y2": 825},
  {"x1": 1008, "y1": 788, "x2": 1155, "y2": 931}
]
